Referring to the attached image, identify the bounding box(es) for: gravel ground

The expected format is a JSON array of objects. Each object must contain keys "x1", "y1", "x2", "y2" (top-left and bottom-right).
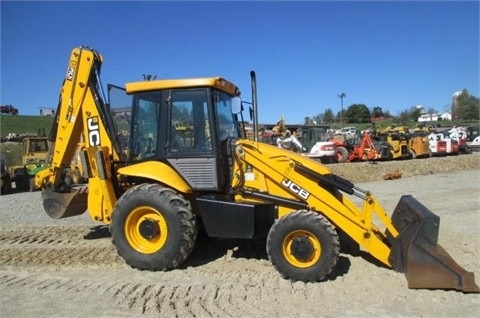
[{"x1": 0, "y1": 153, "x2": 479, "y2": 317}]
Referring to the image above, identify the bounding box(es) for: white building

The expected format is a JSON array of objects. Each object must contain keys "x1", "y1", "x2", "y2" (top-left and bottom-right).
[
  {"x1": 39, "y1": 107, "x2": 56, "y2": 116},
  {"x1": 440, "y1": 112, "x2": 452, "y2": 120},
  {"x1": 418, "y1": 112, "x2": 451, "y2": 122}
]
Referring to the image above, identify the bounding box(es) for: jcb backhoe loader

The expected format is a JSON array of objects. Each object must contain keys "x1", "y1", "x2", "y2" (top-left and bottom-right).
[{"x1": 36, "y1": 47, "x2": 478, "y2": 292}]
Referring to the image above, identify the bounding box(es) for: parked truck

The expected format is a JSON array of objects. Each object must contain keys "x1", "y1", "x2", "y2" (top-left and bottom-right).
[{"x1": 0, "y1": 104, "x2": 19, "y2": 115}]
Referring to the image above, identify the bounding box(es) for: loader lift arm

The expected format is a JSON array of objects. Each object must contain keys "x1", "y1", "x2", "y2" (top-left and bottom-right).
[{"x1": 231, "y1": 134, "x2": 479, "y2": 292}]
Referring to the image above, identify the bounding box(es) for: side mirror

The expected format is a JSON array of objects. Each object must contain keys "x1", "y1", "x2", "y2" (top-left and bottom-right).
[{"x1": 231, "y1": 97, "x2": 242, "y2": 114}]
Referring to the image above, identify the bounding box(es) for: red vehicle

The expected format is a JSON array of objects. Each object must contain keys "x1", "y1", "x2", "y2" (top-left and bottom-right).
[
  {"x1": 331, "y1": 132, "x2": 390, "y2": 162},
  {"x1": 428, "y1": 133, "x2": 447, "y2": 156},
  {"x1": 457, "y1": 138, "x2": 472, "y2": 154},
  {"x1": 437, "y1": 133, "x2": 459, "y2": 155},
  {"x1": 330, "y1": 139, "x2": 351, "y2": 163},
  {"x1": 0, "y1": 105, "x2": 19, "y2": 115},
  {"x1": 347, "y1": 131, "x2": 386, "y2": 162}
]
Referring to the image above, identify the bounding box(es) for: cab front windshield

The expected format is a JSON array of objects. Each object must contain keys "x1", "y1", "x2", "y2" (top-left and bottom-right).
[{"x1": 214, "y1": 90, "x2": 240, "y2": 142}]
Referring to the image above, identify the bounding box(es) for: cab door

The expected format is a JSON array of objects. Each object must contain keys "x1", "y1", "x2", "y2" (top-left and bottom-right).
[{"x1": 165, "y1": 88, "x2": 220, "y2": 190}]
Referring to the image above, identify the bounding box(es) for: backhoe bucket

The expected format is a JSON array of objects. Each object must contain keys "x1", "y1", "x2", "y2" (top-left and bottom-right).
[
  {"x1": 388, "y1": 195, "x2": 479, "y2": 293},
  {"x1": 42, "y1": 186, "x2": 88, "y2": 219}
]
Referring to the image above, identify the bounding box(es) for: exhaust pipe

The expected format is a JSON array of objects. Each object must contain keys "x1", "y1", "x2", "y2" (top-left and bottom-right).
[
  {"x1": 250, "y1": 70, "x2": 258, "y2": 143},
  {"x1": 388, "y1": 195, "x2": 479, "y2": 293}
]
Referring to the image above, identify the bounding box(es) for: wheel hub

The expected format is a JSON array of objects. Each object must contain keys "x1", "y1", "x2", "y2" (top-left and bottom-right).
[
  {"x1": 139, "y1": 218, "x2": 160, "y2": 239},
  {"x1": 290, "y1": 236, "x2": 314, "y2": 260}
]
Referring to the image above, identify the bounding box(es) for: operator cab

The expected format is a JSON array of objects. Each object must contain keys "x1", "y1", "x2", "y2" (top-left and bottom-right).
[{"x1": 108, "y1": 77, "x2": 243, "y2": 191}]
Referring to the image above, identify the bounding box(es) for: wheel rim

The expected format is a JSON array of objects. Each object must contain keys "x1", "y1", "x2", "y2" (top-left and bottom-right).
[
  {"x1": 282, "y1": 230, "x2": 321, "y2": 268},
  {"x1": 124, "y1": 206, "x2": 168, "y2": 254}
]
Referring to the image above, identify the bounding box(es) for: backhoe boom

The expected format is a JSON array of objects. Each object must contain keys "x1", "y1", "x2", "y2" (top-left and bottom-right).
[{"x1": 36, "y1": 47, "x2": 119, "y2": 222}]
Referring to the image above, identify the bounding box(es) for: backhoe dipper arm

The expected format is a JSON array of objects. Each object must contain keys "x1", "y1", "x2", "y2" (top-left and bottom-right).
[
  {"x1": 36, "y1": 47, "x2": 119, "y2": 190},
  {"x1": 35, "y1": 47, "x2": 120, "y2": 222}
]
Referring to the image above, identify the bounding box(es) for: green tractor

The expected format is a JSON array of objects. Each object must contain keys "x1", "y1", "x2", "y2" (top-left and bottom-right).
[{"x1": 12, "y1": 137, "x2": 50, "y2": 192}]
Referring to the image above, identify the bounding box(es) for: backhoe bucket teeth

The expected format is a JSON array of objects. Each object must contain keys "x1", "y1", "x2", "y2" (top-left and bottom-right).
[
  {"x1": 42, "y1": 186, "x2": 88, "y2": 219},
  {"x1": 388, "y1": 195, "x2": 479, "y2": 293}
]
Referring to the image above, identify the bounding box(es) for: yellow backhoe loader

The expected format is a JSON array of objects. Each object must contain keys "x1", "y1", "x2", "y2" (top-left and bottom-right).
[{"x1": 36, "y1": 47, "x2": 478, "y2": 292}]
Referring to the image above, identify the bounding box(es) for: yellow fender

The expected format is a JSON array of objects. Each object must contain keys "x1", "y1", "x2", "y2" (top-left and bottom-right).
[{"x1": 117, "y1": 161, "x2": 193, "y2": 194}]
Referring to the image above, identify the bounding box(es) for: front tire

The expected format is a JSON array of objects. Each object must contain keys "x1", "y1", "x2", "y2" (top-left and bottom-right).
[
  {"x1": 409, "y1": 149, "x2": 416, "y2": 159},
  {"x1": 267, "y1": 210, "x2": 339, "y2": 282},
  {"x1": 111, "y1": 183, "x2": 197, "y2": 271},
  {"x1": 28, "y1": 177, "x2": 36, "y2": 192}
]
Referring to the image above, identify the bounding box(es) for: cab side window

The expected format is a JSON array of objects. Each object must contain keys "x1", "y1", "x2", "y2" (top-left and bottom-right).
[{"x1": 170, "y1": 89, "x2": 211, "y2": 153}]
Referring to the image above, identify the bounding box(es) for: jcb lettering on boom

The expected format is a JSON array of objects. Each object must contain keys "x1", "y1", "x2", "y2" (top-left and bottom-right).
[
  {"x1": 66, "y1": 62, "x2": 76, "y2": 81},
  {"x1": 281, "y1": 178, "x2": 310, "y2": 200},
  {"x1": 87, "y1": 116, "x2": 101, "y2": 146}
]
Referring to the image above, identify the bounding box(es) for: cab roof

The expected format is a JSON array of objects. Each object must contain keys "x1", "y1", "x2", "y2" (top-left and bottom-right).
[{"x1": 125, "y1": 77, "x2": 240, "y2": 96}]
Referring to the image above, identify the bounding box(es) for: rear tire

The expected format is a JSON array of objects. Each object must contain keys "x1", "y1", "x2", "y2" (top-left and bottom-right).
[
  {"x1": 267, "y1": 210, "x2": 339, "y2": 282},
  {"x1": 335, "y1": 146, "x2": 349, "y2": 163},
  {"x1": 111, "y1": 183, "x2": 197, "y2": 271}
]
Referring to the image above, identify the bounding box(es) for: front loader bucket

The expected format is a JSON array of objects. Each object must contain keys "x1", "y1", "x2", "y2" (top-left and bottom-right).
[
  {"x1": 41, "y1": 186, "x2": 88, "y2": 219},
  {"x1": 388, "y1": 195, "x2": 479, "y2": 293}
]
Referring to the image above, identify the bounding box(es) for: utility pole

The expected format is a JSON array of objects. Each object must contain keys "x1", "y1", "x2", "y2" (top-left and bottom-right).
[{"x1": 338, "y1": 93, "x2": 346, "y2": 128}]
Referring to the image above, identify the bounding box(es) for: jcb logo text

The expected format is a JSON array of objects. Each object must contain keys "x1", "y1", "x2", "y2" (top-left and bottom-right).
[
  {"x1": 281, "y1": 179, "x2": 310, "y2": 200},
  {"x1": 66, "y1": 62, "x2": 76, "y2": 81},
  {"x1": 87, "y1": 117, "x2": 101, "y2": 146}
]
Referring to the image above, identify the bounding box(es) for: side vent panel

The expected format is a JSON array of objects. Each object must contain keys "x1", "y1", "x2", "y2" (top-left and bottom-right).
[{"x1": 167, "y1": 158, "x2": 218, "y2": 190}]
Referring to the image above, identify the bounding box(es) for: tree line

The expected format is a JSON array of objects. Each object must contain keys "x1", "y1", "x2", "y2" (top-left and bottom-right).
[{"x1": 304, "y1": 89, "x2": 479, "y2": 125}]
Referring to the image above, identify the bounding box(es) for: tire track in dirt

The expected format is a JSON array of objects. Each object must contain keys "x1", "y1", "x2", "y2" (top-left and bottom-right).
[
  {"x1": 0, "y1": 225, "x2": 285, "y2": 316},
  {"x1": 0, "y1": 269, "x2": 288, "y2": 317},
  {"x1": 0, "y1": 223, "x2": 358, "y2": 317},
  {"x1": 0, "y1": 225, "x2": 109, "y2": 245},
  {"x1": 0, "y1": 225, "x2": 123, "y2": 268}
]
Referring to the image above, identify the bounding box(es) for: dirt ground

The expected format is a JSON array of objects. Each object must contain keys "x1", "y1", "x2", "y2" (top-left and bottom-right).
[{"x1": 0, "y1": 153, "x2": 479, "y2": 317}]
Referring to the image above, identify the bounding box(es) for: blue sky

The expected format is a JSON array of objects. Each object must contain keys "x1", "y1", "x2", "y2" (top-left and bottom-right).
[{"x1": 1, "y1": 1, "x2": 479, "y2": 125}]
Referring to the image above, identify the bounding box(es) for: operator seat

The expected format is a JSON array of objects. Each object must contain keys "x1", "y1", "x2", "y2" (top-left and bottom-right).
[{"x1": 170, "y1": 126, "x2": 185, "y2": 152}]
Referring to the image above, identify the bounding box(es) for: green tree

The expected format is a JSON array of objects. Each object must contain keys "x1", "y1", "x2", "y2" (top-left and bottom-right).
[
  {"x1": 393, "y1": 105, "x2": 421, "y2": 124},
  {"x1": 371, "y1": 106, "x2": 384, "y2": 119},
  {"x1": 323, "y1": 108, "x2": 334, "y2": 123},
  {"x1": 454, "y1": 89, "x2": 479, "y2": 120},
  {"x1": 396, "y1": 109, "x2": 412, "y2": 125},
  {"x1": 345, "y1": 104, "x2": 371, "y2": 123},
  {"x1": 410, "y1": 106, "x2": 422, "y2": 122}
]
